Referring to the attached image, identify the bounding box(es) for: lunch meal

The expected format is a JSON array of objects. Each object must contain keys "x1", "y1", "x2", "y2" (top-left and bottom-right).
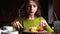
[{"x1": 24, "y1": 26, "x2": 46, "y2": 32}]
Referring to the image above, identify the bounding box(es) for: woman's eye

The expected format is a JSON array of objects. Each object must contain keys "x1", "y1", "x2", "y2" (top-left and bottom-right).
[{"x1": 33, "y1": 5, "x2": 36, "y2": 7}]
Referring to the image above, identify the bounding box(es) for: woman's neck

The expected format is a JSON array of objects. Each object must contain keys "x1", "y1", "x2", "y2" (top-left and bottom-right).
[{"x1": 28, "y1": 14, "x2": 35, "y2": 20}]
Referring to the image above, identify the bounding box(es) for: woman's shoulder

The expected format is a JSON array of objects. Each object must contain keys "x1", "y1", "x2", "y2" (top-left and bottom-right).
[
  {"x1": 18, "y1": 17, "x2": 26, "y2": 20},
  {"x1": 12, "y1": 17, "x2": 23, "y2": 22}
]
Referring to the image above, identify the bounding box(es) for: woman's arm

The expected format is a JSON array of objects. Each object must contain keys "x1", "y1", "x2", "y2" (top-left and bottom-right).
[
  {"x1": 10, "y1": 18, "x2": 23, "y2": 30},
  {"x1": 39, "y1": 17, "x2": 54, "y2": 32}
]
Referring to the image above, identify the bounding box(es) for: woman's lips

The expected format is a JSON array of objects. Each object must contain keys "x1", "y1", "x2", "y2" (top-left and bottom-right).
[{"x1": 29, "y1": 11, "x2": 34, "y2": 13}]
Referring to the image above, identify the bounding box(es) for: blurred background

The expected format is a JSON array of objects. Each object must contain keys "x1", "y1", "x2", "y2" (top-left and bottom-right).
[{"x1": 0, "y1": 0, "x2": 60, "y2": 28}]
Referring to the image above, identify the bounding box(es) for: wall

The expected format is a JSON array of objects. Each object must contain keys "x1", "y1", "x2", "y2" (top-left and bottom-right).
[
  {"x1": 0, "y1": 0, "x2": 24, "y2": 27},
  {"x1": 53, "y1": 0, "x2": 60, "y2": 20}
]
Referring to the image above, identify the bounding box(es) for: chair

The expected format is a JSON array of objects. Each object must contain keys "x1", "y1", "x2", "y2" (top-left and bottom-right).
[{"x1": 54, "y1": 21, "x2": 60, "y2": 34}]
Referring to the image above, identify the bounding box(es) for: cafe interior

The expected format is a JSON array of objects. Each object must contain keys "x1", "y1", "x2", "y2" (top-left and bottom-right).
[{"x1": 0, "y1": 0, "x2": 60, "y2": 34}]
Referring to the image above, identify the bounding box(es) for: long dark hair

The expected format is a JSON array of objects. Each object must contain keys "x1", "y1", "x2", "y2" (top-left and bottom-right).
[{"x1": 20, "y1": 0, "x2": 42, "y2": 18}]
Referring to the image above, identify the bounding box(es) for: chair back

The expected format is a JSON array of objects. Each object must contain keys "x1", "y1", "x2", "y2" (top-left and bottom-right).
[{"x1": 54, "y1": 21, "x2": 60, "y2": 34}]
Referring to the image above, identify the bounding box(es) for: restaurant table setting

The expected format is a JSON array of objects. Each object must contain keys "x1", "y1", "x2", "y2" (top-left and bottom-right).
[
  {"x1": 23, "y1": 29, "x2": 48, "y2": 34},
  {"x1": 0, "y1": 26, "x2": 48, "y2": 34},
  {"x1": 0, "y1": 26, "x2": 19, "y2": 34},
  {"x1": 0, "y1": 26, "x2": 55, "y2": 34},
  {"x1": 22, "y1": 26, "x2": 48, "y2": 34}
]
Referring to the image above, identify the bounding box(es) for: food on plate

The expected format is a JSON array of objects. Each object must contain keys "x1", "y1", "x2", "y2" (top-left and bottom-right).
[
  {"x1": 28, "y1": 26, "x2": 45, "y2": 32},
  {"x1": 36, "y1": 26, "x2": 44, "y2": 32},
  {"x1": 29, "y1": 27, "x2": 37, "y2": 32}
]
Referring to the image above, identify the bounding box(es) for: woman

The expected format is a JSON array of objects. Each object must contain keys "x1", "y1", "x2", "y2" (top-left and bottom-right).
[{"x1": 11, "y1": 0, "x2": 54, "y2": 34}]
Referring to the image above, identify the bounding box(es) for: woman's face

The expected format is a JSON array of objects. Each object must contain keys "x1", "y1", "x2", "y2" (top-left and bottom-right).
[{"x1": 26, "y1": 1, "x2": 38, "y2": 15}]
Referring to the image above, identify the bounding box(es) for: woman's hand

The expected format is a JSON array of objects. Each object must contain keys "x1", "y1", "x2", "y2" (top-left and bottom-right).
[
  {"x1": 12, "y1": 21, "x2": 23, "y2": 30},
  {"x1": 39, "y1": 20, "x2": 47, "y2": 27}
]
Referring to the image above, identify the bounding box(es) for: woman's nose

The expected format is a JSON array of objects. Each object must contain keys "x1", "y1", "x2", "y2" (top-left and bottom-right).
[{"x1": 30, "y1": 6, "x2": 33, "y2": 10}]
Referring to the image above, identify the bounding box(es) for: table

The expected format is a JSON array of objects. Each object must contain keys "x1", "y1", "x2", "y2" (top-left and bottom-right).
[
  {"x1": 23, "y1": 32, "x2": 56, "y2": 34},
  {"x1": 23, "y1": 30, "x2": 48, "y2": 34}
]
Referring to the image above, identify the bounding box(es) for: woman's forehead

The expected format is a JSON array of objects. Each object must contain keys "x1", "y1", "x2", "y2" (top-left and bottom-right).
[{"x1": 27, "y1": 0, "x2": 37, "y2": 5}]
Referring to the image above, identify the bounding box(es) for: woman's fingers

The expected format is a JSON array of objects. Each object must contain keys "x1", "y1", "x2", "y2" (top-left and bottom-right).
[
  {"x1": 16, "y1": 21, "x2": 23, "y2": 29},
  {"x1": 39, "y1": 20, "x2": 47, "y2": 26},
  {"x1": 16, "y1": 21, "x2": 21, "y2": 29},
  {"x1": 17, "y1": 23, "x2": 20, "y2": 30},
  {"x1": 12, "y1": 21, "x2": 23, "y2": 30},
  {"x1": 12, "y1": 21, "x2": 20, "y2": 29},
  {"x1": 19, "y1": 23, "x2": 23, "y2": 28},
  {"x1": 13, "y1": 23, "x2": 17, "y2": 28},
  {"x1": 40, "y1": 22, "x2": 46, "y2": 26}
]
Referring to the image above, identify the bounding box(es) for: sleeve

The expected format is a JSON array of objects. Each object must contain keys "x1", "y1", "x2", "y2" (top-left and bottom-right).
[
  {"x1": 39, "y1": 17, "x2": 54, "y2": 32},
  {"x1": 11, "y1": 18, "x2": 23, "y2": 24},
  {"x1": 11, "y1": 18, "x2": 20, "y2": 24},
  {"x1": 44, "y1": 24, "x2": 54, "y2": 32}
]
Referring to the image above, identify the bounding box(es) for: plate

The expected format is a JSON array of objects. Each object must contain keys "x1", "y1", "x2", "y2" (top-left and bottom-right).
[{"x1": 23, "y1": 29, "x2": 48, "y2": 34}]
